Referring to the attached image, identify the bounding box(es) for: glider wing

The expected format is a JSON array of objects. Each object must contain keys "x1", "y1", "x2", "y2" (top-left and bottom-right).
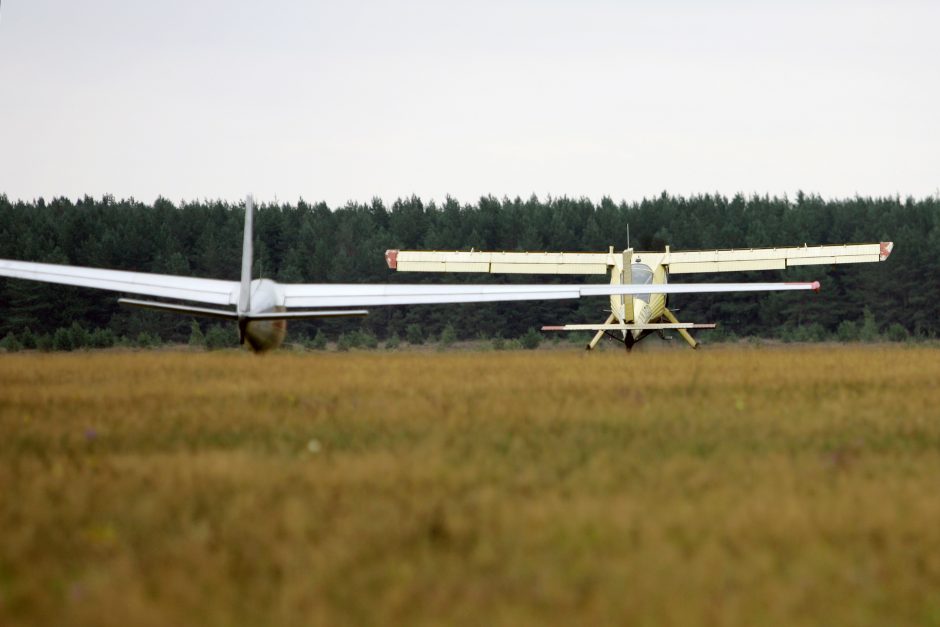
[
  {"x1": 0, "y1": 259, "x2": 239, "y2": 306},
  {"x1": 281, "y1": 281, "x2": 819, "y2": 308}
]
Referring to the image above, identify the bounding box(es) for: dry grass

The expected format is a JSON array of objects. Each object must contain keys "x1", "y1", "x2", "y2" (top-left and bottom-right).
[{"x1": 2, "y1": 346, "x2": 940, "y2": 627}]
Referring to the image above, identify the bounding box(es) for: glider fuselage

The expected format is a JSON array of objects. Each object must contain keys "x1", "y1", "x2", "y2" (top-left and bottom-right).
[{"x1": 240, "y1": 279, "x2": 287, "y2": 352}]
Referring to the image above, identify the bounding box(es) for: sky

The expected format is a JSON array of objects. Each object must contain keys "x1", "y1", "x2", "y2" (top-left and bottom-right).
[{"x1": 0, "y1": 0, "x2": 937, "y2": 207}]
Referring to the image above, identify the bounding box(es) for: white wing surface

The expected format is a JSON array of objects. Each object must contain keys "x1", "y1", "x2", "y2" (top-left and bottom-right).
[
  {"x1": 0, "y1": 259, "x2": 239, "y2": 306},
  {"x1": 0, "y1": 258, "x2": 819, "y2": 310},
  {"x1": 281, "y1": 281, "x2": 819, "y2": 308}
]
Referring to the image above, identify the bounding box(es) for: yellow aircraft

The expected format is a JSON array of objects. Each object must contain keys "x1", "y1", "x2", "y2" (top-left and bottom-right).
[{"x1": 385, "y1": 241, "x2": 893, "y2": 350}]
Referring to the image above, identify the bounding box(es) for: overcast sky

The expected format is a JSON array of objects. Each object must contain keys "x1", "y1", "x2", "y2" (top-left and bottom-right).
[{"x1": 0, "y1": 0, "x2": 937, "y2": 206}]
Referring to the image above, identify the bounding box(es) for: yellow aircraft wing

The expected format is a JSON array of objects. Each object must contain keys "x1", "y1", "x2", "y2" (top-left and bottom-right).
[
  {"x1": 386, "y1": 242, "x2": 893, "y2": 275},
  {"x1": 385, "y1": 249, "x2": 611, "y2": 274},
  {"x1": 659, "y1": 242, "x2": 892, "y2": 274}
]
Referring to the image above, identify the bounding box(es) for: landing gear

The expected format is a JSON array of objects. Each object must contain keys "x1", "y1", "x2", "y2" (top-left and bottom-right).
[
  {"x1": 663, "y1": 308, "x2": 699, "y2": 349},
  {"x1": 585, "y1": 313, "x2": 616, "y2": 351},
  {"x1": 593, "y1": 329, "x2": 635, "y2": 352}
]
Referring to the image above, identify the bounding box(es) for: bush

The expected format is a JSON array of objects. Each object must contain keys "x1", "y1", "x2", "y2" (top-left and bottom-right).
[
  {"x1": 405, "y1": 323, "x2": 424, "y2": 345},
  {"x1": 89, "y1": 328, "x2": 116, "y2": 348},
  {"x1": 0, "y1": 332, "x2": 22, "y2": 353},
  {"x1": 791, "y1": 323, "x2": 827, "y2": 343},
  {"x1": 859, "y1": 307, "x2": 880, "y2": 342},
  {"x1": 52, "y1": 328, "x2": 73, "y2": 352},
  {"x1": 20, "y1": 328, "x2": 36, "y2": 349},
  {"x1": 359, "y1": 330, "x2": 379, "y2": 349},
  {"x1": 505, "y1": 339, "x2": 523, "y2": 350},
  {"x1": 520, "y1": 328, "x2": 541, "y2": 350},
  {"x1": 567, "y1": 332, "x2": 585, "y2": 344},
  {"x1": 706, "y1": 326, "x2": 738, "y2": 344},
  {"x1": 492, "y1": 337, "x2": 506, "y2": 351},
  {"x1": 136, "y1": 332, "x2": 159, "y2": 348},
  {"x1": 348, "y1": 331, "x2": 365, "y2": 349},
  {"x1": 336, "y1": 333, "x2": 353, "y2": 352},
  {"x1": 836, "y1": 320, "x2": 858, "y2": 342},
  {"x1": 886, "y1": 323, "x2": 909, "y2": 342},
  {"x1": 439, "y1": 324, "x2": 457, "y2": 348},
  {"x1": 35, "y1": 333, "x2": 53, "y2": 352},
  {"x1": 205, "y1": 325, "x2": 236, "y2": 350},
  {"x1": 69, "y1": 322, "x2": 89, "y2": 349},
  {"x1": 310, "y1": 329, "x2": 328, "y2": 350},
  {"x1": 385, "y1": 332, "x2": 401, "y2": 350},
  {"x1": 188, "y1": 320, "x2": 206, "y2": 348}
]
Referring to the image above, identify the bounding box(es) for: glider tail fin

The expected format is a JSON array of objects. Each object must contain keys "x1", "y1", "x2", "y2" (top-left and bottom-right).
[{"x1": 238, "y1": 195, "x2": 254, "y2": 315}]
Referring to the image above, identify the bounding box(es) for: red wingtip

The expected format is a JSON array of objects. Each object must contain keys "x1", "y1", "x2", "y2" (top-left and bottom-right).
[
  {"x1": 385, "y1": 249, "x2": 399, "y2": 269},
  {"x1": 880, "y1": 242, "x2": 894, "y2": 261},
  {"x1": 812, "y1": 280, "x2": 821, "y2": 293}
]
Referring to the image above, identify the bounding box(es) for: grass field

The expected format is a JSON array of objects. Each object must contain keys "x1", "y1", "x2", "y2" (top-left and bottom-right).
[{"x1": 2, "y1": 346, "x2": 940, "y2": 626}]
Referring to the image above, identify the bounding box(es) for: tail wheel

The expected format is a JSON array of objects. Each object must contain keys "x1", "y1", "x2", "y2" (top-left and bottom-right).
[
  {"x1": 623, "y1": 333, "x2": 635, "y2": 352},
  {"x1": 601, "y1": 329, "x2": 635, "y2": 352}
]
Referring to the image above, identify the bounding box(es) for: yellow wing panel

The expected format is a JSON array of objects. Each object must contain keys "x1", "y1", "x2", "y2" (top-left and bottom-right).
[
  {"x1": 664, "y1": 243, "x2": 887, "y2": 273},
  {"x1": 392, "y1": 250, "x2": 610, "y2": 274},
  {"x1": 387, "y1": 242, "x2": 891, "y2": 275},
  {"x1": 669, "y1": 259, "x2": 787, "y2": 274}
]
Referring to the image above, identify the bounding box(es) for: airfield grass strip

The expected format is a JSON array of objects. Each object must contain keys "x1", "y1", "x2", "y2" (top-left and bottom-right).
[{"x1": 1, "y1": 346, "x2": 940, "y2": 626}]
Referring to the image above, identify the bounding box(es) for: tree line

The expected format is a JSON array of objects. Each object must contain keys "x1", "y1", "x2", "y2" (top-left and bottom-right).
[{"x1": 1, "y1": 192, "x2": 937, "y2": 349}]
